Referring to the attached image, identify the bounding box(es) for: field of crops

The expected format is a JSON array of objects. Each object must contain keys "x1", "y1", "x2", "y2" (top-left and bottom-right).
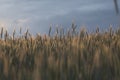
[{"x1": 0, "y1": 25, "x2": 120, "y2": 80}]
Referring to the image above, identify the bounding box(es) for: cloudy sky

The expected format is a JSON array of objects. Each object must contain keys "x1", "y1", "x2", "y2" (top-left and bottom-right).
[{"x1": 0, "y1": 0, "x2": 120, "y2": 34}]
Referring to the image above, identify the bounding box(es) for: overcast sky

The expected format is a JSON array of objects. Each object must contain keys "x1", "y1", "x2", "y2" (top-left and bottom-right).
[{"x1": 0, "y1": 0, "x2": 120, "y2": 34}]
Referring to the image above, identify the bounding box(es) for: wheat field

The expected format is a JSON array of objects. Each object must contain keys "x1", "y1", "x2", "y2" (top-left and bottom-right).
[{"x1": 0, "y1": 25, "x2": 120, "y2": 80}]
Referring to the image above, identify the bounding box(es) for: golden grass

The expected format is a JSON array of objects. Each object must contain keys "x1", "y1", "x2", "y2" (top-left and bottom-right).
[{"x1": 0, "y1": 25, "x2": 120, "y2": 80}]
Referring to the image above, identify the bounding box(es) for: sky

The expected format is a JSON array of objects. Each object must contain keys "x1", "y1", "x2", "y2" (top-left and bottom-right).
[{"x1": 0, "y1": 0, "x2": 120, "y2": 34}]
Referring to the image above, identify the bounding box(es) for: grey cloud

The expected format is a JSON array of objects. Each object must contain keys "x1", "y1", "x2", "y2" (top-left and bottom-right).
[
  {"x1": 0, "y1": 0, "x2": 119, "y2": 34},
  {"x1": 29, "y1": 8, "x2": 119, "y2": 34}
]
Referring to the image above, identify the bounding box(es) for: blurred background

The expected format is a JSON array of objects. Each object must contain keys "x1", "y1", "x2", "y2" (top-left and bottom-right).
[{"x1": 0, "y1": 0, "x2": 120, "y2": 34}]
